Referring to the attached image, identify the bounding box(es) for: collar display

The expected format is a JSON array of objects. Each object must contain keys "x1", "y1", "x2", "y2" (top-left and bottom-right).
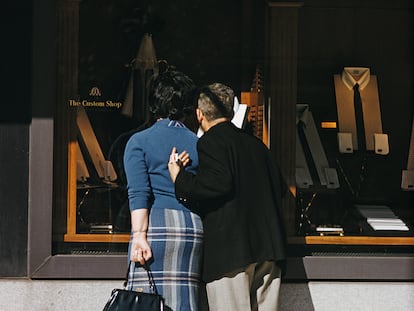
[{"x1": 341, "y1": 67, "x2": 371, "y2": 90}]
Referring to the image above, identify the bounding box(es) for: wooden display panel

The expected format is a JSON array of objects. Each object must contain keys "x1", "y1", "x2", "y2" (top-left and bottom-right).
[{"x1": 64, "y1": 138, "x2": 129, "y2": 243}]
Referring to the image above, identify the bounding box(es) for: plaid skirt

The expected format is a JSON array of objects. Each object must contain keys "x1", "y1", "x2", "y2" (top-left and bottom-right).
[{"x1": 127, "y1": 208, "x2": 203, "y2": 311}]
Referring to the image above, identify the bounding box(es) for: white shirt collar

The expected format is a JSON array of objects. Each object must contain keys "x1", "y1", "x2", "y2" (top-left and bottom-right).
[{"x1": 341, "y1": 67, "x2": 371, "y2": 90}]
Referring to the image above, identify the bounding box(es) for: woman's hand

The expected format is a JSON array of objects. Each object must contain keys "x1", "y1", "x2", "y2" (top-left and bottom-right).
[
  {"x1": 130, "y1": 209, "x2": 152, "y2": 265},
  {"x1": 130, "y1": 231, "x2": 152, "y2": 265}
]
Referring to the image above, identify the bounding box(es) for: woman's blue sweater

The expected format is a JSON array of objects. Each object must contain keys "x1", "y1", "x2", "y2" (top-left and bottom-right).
[{"x1": 124, "y1": 119, "x2": 199, "y2": 211}]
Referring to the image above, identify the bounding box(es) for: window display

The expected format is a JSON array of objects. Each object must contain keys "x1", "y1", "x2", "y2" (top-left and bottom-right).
[
  {"x1": 63, "y1": 33, "x2": 161, "y2": 243},
  {"x1": 51, "y1": 1, "x2": 414, "y2": 261},
  {"x1": 334, "y1": 67, "x2": 388, "y2": 154},
  {"x1": 293, "y1": 66, "x2": 414, "y2": 241}
]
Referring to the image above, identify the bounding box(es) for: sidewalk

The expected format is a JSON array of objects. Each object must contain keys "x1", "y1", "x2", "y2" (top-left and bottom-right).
[{"x1": 0, "y1": 280, "x2": 413, "y2": 310}]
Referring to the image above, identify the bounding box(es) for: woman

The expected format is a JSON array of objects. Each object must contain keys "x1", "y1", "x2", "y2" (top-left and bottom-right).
[{"x1": 123, "y1": 70, "x2": 203, "y2": 310}]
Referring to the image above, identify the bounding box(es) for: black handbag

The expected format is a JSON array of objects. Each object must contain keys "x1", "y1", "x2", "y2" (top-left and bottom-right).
[{"x1": 103, "y1": 261, "x2": 164, "y2": 311}]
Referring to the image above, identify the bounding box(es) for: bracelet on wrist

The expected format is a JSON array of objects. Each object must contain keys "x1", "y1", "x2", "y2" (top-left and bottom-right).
[{"x1": 132, "y1": 229, "x2": 147, "y2": 234}]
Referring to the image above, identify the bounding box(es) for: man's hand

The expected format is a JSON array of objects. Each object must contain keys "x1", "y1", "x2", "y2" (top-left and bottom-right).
[{"x1": 168, "y1": 147, "x2": 190, "y2": 183}]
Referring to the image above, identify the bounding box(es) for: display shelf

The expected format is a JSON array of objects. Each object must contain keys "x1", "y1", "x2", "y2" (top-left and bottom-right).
[
  {"x1": 64, "y1": 233, "x2": 129, "y2": 243},
  {"x1": 288, "y1": 235, "x2": 414, "y2": 245}
]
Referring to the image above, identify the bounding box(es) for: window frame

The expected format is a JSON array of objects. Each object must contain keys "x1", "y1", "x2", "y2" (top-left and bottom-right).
[{"x1": 27, "y1": 0, "x2": 414, "y2": 280}]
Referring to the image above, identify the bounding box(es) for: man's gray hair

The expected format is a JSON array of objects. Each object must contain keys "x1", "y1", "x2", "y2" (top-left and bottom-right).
[{"x1": 198, "y1": 83, "x2": 235, "y2": 121}]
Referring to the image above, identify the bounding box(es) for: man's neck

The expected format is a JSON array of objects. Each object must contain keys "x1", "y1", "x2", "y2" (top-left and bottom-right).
[{"x1": 202, "y1": 117, "x2": 228, "y2": 132}]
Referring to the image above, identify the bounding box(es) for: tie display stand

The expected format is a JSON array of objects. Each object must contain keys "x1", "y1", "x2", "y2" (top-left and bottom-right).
[
  {"x1": 296, "y1": 186, "x2": 344, "y2": 236},
  {"x1": 334, "y1": 67, "x2": 388, "y2": 155},
  {"x1": 295, "y1": 104, "x2": 342, "y2": 235},
  {"x1": 329, "y1": 67, "x2": 411, "y2": 238},
  {"x1": 296, "y1": 67, "x2": 392, "y2": 236}
]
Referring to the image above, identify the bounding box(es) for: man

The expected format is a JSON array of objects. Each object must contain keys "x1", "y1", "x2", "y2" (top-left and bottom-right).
[{"x1": 168, "y1": 83, "x2": 287, "y2": 311}]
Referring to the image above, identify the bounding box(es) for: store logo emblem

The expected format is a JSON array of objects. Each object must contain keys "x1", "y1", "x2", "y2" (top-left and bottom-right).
[{"x1": 89, "y1": 87, "x2": 101, "y2": 97}]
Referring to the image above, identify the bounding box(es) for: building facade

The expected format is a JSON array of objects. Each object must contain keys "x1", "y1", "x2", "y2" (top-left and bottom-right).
[{"x1": 1, "y1": 1, "x2": 413, "y2": 309}]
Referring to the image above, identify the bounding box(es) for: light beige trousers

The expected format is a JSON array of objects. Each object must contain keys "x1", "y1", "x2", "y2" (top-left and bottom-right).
[{"x1": 206, "y1": 261, "x2": 281, "y2": 311}]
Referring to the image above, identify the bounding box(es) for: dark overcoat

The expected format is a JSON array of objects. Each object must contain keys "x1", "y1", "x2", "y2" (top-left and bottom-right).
[{"x1": 175, "y1": 121, "x2": 287, "y2": 282}]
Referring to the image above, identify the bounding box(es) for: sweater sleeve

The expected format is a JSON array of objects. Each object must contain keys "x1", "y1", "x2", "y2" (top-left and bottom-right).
[{"x1": 124, "y1": 137, "x2": 152, "y2": 211}]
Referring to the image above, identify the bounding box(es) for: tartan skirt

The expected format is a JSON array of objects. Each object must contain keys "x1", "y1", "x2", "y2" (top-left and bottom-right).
[{"x1": 126, "y1": 208, "x2": 203, "y2": 311}]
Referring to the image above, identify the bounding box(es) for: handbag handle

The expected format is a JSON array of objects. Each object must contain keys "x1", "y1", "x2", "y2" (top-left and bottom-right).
[{"x1": 125, "y1": 260, "x2": 159, "y2": 295}]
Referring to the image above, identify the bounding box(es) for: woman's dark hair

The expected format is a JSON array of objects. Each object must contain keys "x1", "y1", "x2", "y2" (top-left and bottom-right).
[{"x1": 147, "y1": 70, "x2": 196, "y2": 120}]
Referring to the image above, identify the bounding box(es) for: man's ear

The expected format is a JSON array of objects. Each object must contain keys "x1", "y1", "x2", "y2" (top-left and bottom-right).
[{"x1": 196, "y1": 108, "x2": 203, "y2": 123}]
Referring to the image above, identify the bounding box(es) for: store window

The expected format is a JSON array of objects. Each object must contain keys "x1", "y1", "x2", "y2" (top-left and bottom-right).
[
  {"x1": 50, "y1": 0, "x2": 247, "y2": 259},
  {"x1": 291, "y1": 1, "x2": 414, "y2": 247},
  {"x1": 52, "y1": 2, "x2": 163, "y2": 255},
  {"x1": 31, "y1": 0, "x2": 413, "y2": 280}
]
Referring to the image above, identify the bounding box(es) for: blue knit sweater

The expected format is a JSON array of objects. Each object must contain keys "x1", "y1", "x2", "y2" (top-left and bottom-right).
[{"x1": 124, "y1": 119, "x2": 199, "y2": 211}]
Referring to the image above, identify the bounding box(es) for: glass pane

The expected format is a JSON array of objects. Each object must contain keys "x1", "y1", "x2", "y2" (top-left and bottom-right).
[
  {"x1": 52, "y1": 0, "x2": 248, "y2": 255},
  {"x1": 295, "y1": 4, "x2": 414, "y2": 239}
]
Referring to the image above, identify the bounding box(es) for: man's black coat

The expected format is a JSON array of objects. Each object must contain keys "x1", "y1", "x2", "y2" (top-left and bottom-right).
[{"x1": 175, "y1": 121, "x2": 288, "y2": 282}]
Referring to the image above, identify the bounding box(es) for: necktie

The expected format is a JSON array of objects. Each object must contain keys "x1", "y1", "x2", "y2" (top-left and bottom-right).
[
  {"x1": 353, "y1": 83, "x2": 366, "y2": 151},
  {"x1": 297, "y1": 120, "x2": 320, "y2": 185}
]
